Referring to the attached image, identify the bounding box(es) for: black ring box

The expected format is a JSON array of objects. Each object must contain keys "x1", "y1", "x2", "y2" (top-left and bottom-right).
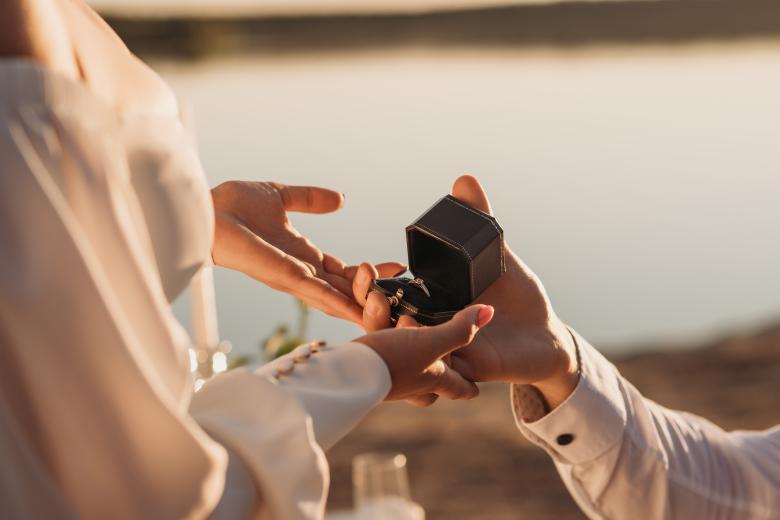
[{"x1": 370, "y1": 195, "x2": 505, "y2": 326}]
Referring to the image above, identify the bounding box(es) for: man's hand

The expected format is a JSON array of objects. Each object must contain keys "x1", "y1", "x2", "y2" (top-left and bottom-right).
[
  {"x1": 447, "y1": 175, "x2": 579, "y2": 410},
  {"x1": 211, "y1": 181, "x2": 404, "y2": 325},
  {"x1": 358, "y1": 176, "x2": 580, "y2": 411}
]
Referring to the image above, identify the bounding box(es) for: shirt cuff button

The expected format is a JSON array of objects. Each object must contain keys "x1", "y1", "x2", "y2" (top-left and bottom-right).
[{"x1": 556, "y1": 433, "x2": 575, "y2": 446}]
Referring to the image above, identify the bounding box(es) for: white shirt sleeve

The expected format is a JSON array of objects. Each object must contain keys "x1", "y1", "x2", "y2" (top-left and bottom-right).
[
  {"x1": 512, "y1": 330, "x2": 780, "y2": 519},
  {"x1": 191, "y1": 342, "x2": 391, "y2": 520}
]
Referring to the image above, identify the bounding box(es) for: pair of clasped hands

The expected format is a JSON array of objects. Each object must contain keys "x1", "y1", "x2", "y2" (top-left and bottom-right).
[{"x1": 211, "y1": 175, "x2": 579, "y2": 411}]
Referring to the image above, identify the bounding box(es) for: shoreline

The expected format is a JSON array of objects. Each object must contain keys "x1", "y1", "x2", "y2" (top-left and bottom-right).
[{"x1": 107, "y1": 0, "x2": 780, "y2": 59}]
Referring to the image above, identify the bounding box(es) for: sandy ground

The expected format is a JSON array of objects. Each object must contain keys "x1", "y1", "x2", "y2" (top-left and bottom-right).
[{"x1": 326, "y1": 322, "x2": 780, "y2": 519}]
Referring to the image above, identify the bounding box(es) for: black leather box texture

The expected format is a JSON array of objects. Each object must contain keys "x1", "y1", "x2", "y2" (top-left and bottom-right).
[{"x1": 371, "y1": 195, "x2": 505, "y2": 326}]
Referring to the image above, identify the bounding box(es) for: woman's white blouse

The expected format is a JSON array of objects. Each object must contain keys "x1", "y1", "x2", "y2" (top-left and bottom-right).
[{"x1": 0, "y1": 60, "x2": 391, "y2": 519}]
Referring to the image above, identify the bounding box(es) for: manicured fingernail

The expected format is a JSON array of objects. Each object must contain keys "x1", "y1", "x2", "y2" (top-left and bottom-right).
[{"x1": 476, "y1": 305, "x2": 494, "y2": 328}]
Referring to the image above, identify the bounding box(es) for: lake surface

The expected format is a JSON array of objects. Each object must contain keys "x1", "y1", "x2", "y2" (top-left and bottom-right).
[{"x1": 159, "y1": 41, "x2": 780, "y2": 356}]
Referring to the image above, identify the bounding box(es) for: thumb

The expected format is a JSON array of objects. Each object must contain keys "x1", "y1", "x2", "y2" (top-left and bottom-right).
[
  {"x1": 451, "y1": 175, "x2": 493, "y2": 215},
  {"x1": 419, "y1": 304, "x2": 494, "y2": 362}
]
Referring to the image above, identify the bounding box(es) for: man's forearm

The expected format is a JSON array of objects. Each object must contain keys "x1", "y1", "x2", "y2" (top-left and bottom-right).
[{"x1": 513, "y1": 332, "x2": 780, "y2": 519}]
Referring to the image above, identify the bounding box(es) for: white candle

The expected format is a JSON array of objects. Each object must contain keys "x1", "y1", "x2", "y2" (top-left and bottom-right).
[{"x1": 191, "y1": 267, "x2": 220, "y2": 352}]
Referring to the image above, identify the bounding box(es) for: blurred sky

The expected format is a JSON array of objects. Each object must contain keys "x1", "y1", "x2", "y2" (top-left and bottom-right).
[{"x1": 87, "y1": 0, "x2": 561, "y2": 17}]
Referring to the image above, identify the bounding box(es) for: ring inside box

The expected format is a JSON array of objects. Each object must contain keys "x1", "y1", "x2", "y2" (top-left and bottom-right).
[{"x1": 370, "y1": 195, "x2": 505, "y2": 326}]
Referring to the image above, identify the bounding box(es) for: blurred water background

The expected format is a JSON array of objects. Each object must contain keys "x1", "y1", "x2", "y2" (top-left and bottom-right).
[
  {"x1": 97, "y1": 1, "x2": 780, "y2": 358},
  {"x1": 89, "y1": 3, "x2": 780, "y2": 517}
]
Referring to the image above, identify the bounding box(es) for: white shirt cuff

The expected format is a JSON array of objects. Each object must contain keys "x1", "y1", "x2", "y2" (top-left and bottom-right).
[{"x1": 511, "y1": 330, "x2": 627, "y2": 465}]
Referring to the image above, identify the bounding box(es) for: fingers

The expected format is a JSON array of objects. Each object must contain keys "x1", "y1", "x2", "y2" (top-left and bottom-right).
[
  {"x1": 322, "y1": 253, "x2": 347, "y2": 276},
  {"x1": 292, "y1": 275, "x2": 364, "y2": 324},
  {"x1": 376, "y1": 262, "x2": 408, "y2": 278},
  {"x1": 344, "y1": 261, "x2": 406, "y2": 281},
  {"x1": 275, "y1": 184, "x2": 344, "y2": 214},
  {"x1": 362, "y1": 284, "x2": 419, "y2": 332},
  {"x1": 418, "y1": 305, "x2": 494, "y2": 362},
  {"x1": 351, "y1": 263, "x2": 379, "y2": 305},
  {"x1": 449, "y1": 353, "x2": 477, "y2": 382},
  {"x1": 257, "y1": 251, "x2": 361, "y2": 322},
  {"x1": 343, "y1": 265, "x2": 359, "y2": 280},
  {"x1": 363, "y1": 290, "x2": 392, "y2": 332},
  {"x1": 406, "y1": 394, "x2": 439, "y2": 407},
  {"x1": 427, "y1": 360, "x2": 480, "y2": 400},
  {"x1": 270, "y1": 253, "x2": 363, "y2": 323},
  {"x1": 451, "y1": 175, "x2": 493, "y2": 215},
  {"x1": 320, "y1": 271, "x2": 354, "y2": 297},
  {"x1": 407, "y1": 366, "x2": 478, "y2": 406},
  {"x1": 396, "y1": 315, "x2": 419, "y2": 328}
]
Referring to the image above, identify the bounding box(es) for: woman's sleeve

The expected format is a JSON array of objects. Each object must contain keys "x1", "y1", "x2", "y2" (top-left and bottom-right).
[
  {"x1": 191, "y1": 342, "x2": 391, "y2": 520},
  {"x1": 0, "y1": 103, "x2": 229, "y2": 519},
  {"x1": 511, "y1": 330, "x2": 780, "y2": 519}
]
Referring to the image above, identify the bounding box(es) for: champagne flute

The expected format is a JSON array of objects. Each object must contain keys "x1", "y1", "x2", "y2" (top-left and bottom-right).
[{"x1": 352, "y1": 452, "x2": 425, "y2": 520}]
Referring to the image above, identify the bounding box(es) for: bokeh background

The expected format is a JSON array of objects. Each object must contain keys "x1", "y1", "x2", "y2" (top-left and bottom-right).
[{"x1": 93, "y1": 1, "x2": 780, "y2": 517}]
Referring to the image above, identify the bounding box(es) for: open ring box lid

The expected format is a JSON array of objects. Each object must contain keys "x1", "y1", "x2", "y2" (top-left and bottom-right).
[{"x1": 371, "y1": 195, "x2": 505, "y2": 325}]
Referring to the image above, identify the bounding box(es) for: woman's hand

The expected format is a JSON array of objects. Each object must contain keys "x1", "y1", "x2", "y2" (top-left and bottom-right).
[
  {"x1": 355, "y1": 304, "x2": 494, "y2": 402},
  {"x1": 211, "y1": 181, "x2": 404, "y2": 325}
]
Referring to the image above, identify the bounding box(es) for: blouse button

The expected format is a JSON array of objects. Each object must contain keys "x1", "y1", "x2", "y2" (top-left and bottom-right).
[
  {"x1": 293, "y1": 345, "x2": 312, "y2": 363},
  {"x1": 273, "y1": 358, "x2": 295, "y2": 378},
  {"x1": 309, "y1": 340, "x2": 327, "y2": 353},
  {"x1": 556, "y1": 433, "x2": 575, "y2": 446}
]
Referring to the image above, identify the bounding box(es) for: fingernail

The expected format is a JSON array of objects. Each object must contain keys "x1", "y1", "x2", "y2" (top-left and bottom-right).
[{"x1": 476, "y1": 305, "x2": 494, "y2": 328}]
